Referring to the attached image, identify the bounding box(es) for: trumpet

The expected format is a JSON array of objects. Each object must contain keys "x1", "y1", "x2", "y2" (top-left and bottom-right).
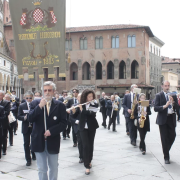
[
  {"x1": 63, "y1": 95, "x2": 72, "y2": 104},
  {"x1": 7, "y1": 90, "x2": 16, "y2": 102},
  {"x1": 66, "y1": 99, "x2": 97, "y2": 112}
]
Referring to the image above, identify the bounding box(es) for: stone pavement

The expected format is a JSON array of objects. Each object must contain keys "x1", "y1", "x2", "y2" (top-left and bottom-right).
[{"x1": 1, "y1": 109, "x2": 180, "y2": 180}]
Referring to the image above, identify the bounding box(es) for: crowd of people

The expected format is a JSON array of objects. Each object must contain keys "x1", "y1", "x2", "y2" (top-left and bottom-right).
[{"x1": 0, "y1": 80, "x2": 179, "y2": 180}]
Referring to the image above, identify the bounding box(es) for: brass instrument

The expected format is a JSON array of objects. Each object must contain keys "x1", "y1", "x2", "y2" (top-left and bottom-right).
[
  {"x1": 130, "y1": 88, "x2": 141, "y2": 119},
  {"x1": 63, "y1": 94, "x2": 73, "y2": 104},
  {"x1": 7, "y1": 90, "x2": 16, "y2": 102},
  {"x1": 111, "y1": 100, "x2": 119, "y2": 118},
  {"x1": 139, "y1": 104, "x2": 146, "y2": 128},
  {"x1": 130, "y1": 92, "x2": 137, "y2": 119}
]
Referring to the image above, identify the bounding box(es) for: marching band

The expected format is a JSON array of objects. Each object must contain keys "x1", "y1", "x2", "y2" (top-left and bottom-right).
[{"x1": 0, "y1": 80, "x2": 179, "y2": 179}]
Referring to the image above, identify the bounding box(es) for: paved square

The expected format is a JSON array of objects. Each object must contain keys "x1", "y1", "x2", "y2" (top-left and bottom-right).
[{"x1": 1, "y1": 109, "x2": 180, "y2": 180}]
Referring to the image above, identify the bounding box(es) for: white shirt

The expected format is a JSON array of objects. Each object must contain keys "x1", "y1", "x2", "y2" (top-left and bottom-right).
[
  {"x1": 138, "y1": 105, "x2": 147, "y2": 117},
  {"x1": 84, "y1": 103, "x2": 90, "y2": 129},
  {"x1": 131, "y1": 92, "x2": 134, "y2": 109},
  {"x1": 163, "y1": 91, "x2": 174, "y2": 114}
]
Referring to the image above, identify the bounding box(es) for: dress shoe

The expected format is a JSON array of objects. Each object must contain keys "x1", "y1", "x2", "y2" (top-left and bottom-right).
[
  {"x1": 14, "y1": 133, "x2": 17, "y2": 135},
  {"x1": 104, "y1": 125, "x2": 107, "y2": 129},
  {"x1": 73, "y1": 143, "x2": 77, "y2": 147},
  {"x1": 79, "y1": 159, "x2": 84, "y2": 163},
  {"x1": 85, "y1": 171, "x2": 90, "y2": 175},
  {"x1": 3, "y1": 152, "x2": 6, "y2": 155},
  {"x1": 142, "y1": 151, "x2": 146, "y2": 155},
  {"x1": 32, "y1": 157, "x2": 36, "y2": 160},
  {"x1": 165, "y1": 159, "x2": 170, "y2": 164},
  {"x1": 108, "y1": 126, "x2": 110, "y2": 130},
  {"x1": 131, "y1": 142, "x2": 136, "y2": 146},
  {"x1": 26, "y1": 162, "x2": 31, "y2": 166},
  {"x1": 113, "y1": 130, "x2": 117, "y2": 132},
  {"x1": 10, "y1": 144, "x2": 13, "y2": 146},
  {"x1": 67, "y1": 134, "x2": 70, "y2": 138},
  {"x1": 63, "y1": 137, "x2": 66, "y2": 140},
  {"x1": 127, "y1": 132, "x2": 130, "y2": 136}
]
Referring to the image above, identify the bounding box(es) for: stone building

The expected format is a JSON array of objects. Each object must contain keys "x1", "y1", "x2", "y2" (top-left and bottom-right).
[
  {"x1": 3, "y1": 0, "x2": 164, "y2": 99},
  {"x1": 0, "y1": 0, "x2": 20, "y2": 96}
]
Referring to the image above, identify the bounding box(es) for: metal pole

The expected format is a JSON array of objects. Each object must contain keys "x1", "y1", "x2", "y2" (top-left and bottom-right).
[{"x1": 41, "y1": 78, "x2": 47, "y2": 132}]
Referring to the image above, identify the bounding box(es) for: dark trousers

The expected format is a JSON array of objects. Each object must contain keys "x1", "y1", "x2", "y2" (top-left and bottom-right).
[
  {"x1": 0, "y1": 129, "x2": 2, "y2": 158},
  {"x1": 13, "y1": 120, "x2": 17, "y2": 133},
  {"x1": 108, "y1": 111, "x2": 117, "y2": 131},
  {"x1": 101, "y1": 111, "x2": 107, "y2": 127},
  {"x1": 63, "y1": 121, "x2": 71, "y2": 138},
  {"x1": 8, "y1": 123, "x2": 14, "y2": 145},
  {"x1": 125, "y1": 116, "x2": 129, "y2": 132},
  {"x1": 77, "y1": 131, "x2": 83, "y2": 159},
  {"x1": 72, "y1": 127, "x2": 77, "y2": 144},
  {"x1": 23, "y1": 128, "x2": 35, "y2": 162},
  {"x1": 159, "y1": 115, "x2": 176, "y2": 160},
  {"x1": 138, "y1": 128, "x2": 147, "y2": 151},
  {"x1": 126, "y1": 117, "x2": 137, "y2": 143},
  {"x1": 80, "y1": 129, "x2": 96, "y2": 169},
  {"x1": 2, "y1": 129, "x2": 8, "y2": 153}
]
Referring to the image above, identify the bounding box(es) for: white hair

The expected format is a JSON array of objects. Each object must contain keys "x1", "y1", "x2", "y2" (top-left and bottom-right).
[
  {"x1": 0, "y1": 90, "x2": 5, "y2": 95},
  {"x1": 131, "y1": 84, "x2": 137, "y2": 89},
  {"x1": 44, "y1": 81, "x2": 56, "y2": 90},
  {"x1": 24, "y1": 90, "x2": 34, "y2": 97}
]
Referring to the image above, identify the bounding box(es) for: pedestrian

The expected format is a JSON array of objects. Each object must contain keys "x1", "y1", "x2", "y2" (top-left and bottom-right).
[{"x1": 29, "y1": 81, "x2": 67, "y2": 180}]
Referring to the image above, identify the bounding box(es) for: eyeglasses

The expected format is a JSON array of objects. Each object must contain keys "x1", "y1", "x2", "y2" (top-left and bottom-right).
[
  {"x1": 44, "y1": 89, "x2": 53, "y2": 92},
  {"x1": 26, "y1": 97, "x2": 32, "y2": 100},
  {"x1": 73, "y1": 91, "x2": 77, "y2": 93}
]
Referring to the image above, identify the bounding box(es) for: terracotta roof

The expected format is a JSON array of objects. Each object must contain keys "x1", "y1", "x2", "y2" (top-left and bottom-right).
[
  {"x1": 66, "y1": 24, "x2": 154, "y2": 37},
  {"x1": 97, "y1": 84, "x2": 154, "y2": 89},
  {"x1": 162, "y1": 56, "x2": 180, "y2": 63}
]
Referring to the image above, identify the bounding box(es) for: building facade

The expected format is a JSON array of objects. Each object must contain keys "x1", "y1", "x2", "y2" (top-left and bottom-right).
[
  {"x1": 3, "y1": 1, "x2": 164, "y2": 98},
  {"x1": 0, "y1": 0, "x2": 21, "y2": 97}
]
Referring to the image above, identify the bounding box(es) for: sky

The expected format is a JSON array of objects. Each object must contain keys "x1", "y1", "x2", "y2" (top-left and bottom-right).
[{"x1": 66, "y1": 0, "x2": 180, "y2": 58}]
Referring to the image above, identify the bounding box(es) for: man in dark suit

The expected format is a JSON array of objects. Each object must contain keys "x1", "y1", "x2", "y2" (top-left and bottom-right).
[
  {"x1": 122, "y1": 84, "x2": 139, "y2": 146},
  {"x1": 0, "y1": 105, "x2": 5, "y2": 159},
  {"x1": 123, "y1": 90, "x2": 130, "y2": 135},
  {"x1": 59, "y1": 90, "x2": 68, "y2": 102},
  {"x1": 29, "y1": 81, "x2": 67, "y2": 180},
  {"x1": 11, "y1": 90, "x2": 20, "y2": 135},
  {"x1": 66, "y1": 89, "x2": 79, "y2": 147},
  {"x1": 99, "y1": 92, "x2": 107, "y2": 128},
  {"x1": 154, "y1": 81, "x2": 179, "y2": 164},
  {"x1": 0, "y1": 90, "x2": 10, "y2": 155},
  {"x1": 18, "y1": 91, "x2": 36, "y2": 166}
]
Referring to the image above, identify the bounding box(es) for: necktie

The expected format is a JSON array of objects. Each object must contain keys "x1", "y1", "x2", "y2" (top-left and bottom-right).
[
  {"x1": 46, "y1": 102, "x2": 50, "y2": 116},
  {"x1": 75, "y1": 98, "x2": 77, "y2": 104},
  {"x1": 166, "y1": 95, "x2": 172, "y2": 109}
]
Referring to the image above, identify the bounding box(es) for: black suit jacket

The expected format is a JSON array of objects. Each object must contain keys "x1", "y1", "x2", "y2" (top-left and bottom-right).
[
  {"x1": 0, "y1": 100, "x2": 10, "y2": 129},
  {"x1": 29, "y1": 98, "x2": 67, "y2": 154},
  {"x1": 59, "y1": 97, "x2": 64, "y2": 102},
  {"x1": 70, "y1": 107, "x2": 81, "y2": 134},
  {"x1": 154, "y1": 91, "x2": 179, "y2": 126},
  {"x1": 21, "y1": 99, "x2": 26, "y2": 104},
  {"x1": 17, "y1": 102, "x2": 31, "y2": 134},
  {"x1": 79, "y1": 103, "x2": 99, "y2": 131},
  {"x1": 122, "y1": 93, "x2": 139, "y2": 118},
  {"x1": 0, "y1": 106, "x2": 5, "y2": 137},
  {"x1": 99, "y1": 98, "x2": 107, "y2": 114},
  {"x1": 106, "y1": 100, "x2": 117, "y2": 117}
]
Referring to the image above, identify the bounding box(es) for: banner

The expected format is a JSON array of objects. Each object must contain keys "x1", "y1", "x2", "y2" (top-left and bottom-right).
[{"x1": 9, "y1": 0, "x2": 66, "y2": 79}]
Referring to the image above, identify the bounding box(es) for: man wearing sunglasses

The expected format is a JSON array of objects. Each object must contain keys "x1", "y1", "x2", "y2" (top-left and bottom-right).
[
  {"x1": 66, "y1": 89, "x2": 79, "y2": 147},
  {"x1": 29, "y1": 81, "x2": 67, "y2": 180},
  {"x1": 59, "y1": 90, "x2": 68, "y2": 102},
  {"x1": 18, "y1": 91, "x2": 36, "y2": 166}
]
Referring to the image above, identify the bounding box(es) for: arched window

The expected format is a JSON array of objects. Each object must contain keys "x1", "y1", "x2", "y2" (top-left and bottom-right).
[
  {"x1": 107, "y1": 61, "x2": 114, "y2": 79},
  {"x1": 131, "y1": 60, "x2": 139, "y2": 79},
  {"x1": 70, "y1": 63, "x2": 78, "y2": 80},
  {"x1": 82, "y1": 62, "x2": 91, "y2": 80},
  {"x1": 95, "y1": 36, "x2": 103, "y2": 49},
  {"x1": 112, "y1": 36, "x2": 119, "y2": 48},
  {"x1": 119, "y1": 61, "x2": 126, "y2": 79},
  {"x1": 128, "y1": 35, "x2": 136, "y2": 48},
  {"x1": 80, "y1": 37, "x2": 87, "y2": 50},
  {"x1": 96, "y1": 61, "x2": 102, "y2": 79}
]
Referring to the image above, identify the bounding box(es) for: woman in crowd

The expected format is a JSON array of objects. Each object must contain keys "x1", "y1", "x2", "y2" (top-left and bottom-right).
[
  {"x1": 79, "y1": 89, "x2": 99, "y2": 175},
  {"x1": 134, "y1": 93, "x2": 151, "y2": 155}
]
